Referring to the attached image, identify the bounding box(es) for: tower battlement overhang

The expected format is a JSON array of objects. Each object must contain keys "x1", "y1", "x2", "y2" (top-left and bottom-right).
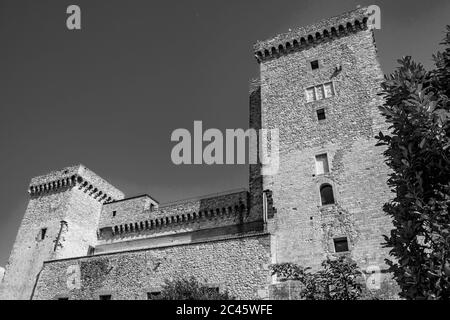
[
  {"x1": 28, "y1": 164, "x2": 125, "y2": 203},
  {"x1": 253, "y1": 7, "x2": 371, "y2": 63}
]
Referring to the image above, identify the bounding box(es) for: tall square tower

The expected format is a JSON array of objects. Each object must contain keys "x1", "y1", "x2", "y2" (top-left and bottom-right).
[{"x1": 253, "y1": 8, "x2": 393, "y2": 275}]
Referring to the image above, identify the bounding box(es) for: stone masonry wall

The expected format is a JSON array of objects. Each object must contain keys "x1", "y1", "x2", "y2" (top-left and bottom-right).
[
  {"x1": 33, "y1": 233, "x2": 272, "y2": 300},
  {"x1": 0, "y1": 191, "x2": 74, "y2": 300},
  {"x1": 257, "y1": 10, "x2": 394, "y2": 285},
  {"x1": 0, "y1": 165, "x2": 124, "y2": 300}
]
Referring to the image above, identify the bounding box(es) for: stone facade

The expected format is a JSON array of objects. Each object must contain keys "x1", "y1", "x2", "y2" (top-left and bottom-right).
[
  {"x1": 0, "y1": 7, "x2": 398, "y2": 300},
  {"x1": 0, "y1": 165, "x2": 125, "y2": 300},
  {"x1": 254, "y1": 8, "x2": 394, "y2": 278},
  {"x1": 33, "y1": 233, "x2": 271, "y2": 300}
]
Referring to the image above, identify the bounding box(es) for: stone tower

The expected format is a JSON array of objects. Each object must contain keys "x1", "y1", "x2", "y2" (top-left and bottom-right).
[
  {"x1": 253, "y1": 8, "x2": 394, "y2": 282},
  {"x1": 0, "y1": 165, "x2": 124, "y2": 300}
]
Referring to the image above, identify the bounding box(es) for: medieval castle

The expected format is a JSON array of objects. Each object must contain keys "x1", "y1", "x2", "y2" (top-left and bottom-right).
[{"x1": 0, "y1": 7, "x2": 397, "y2": 300}]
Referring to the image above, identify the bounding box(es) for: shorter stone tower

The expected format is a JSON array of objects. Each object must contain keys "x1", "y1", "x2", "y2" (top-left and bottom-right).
[{"x1": 0, "y1": 165, "x2": 124, "y2": 300}]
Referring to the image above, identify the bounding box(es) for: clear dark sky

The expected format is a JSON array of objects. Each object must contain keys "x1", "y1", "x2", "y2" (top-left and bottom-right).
[{"x1": 0, "y1": 0, "x2": 448, "y2": 266}]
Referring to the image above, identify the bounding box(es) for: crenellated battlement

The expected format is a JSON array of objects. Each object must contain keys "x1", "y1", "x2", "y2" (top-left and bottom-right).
[
  {"x1": 253, "y1": 7, "x2": 370, "y2": 63},
  {"x1": 28, "y1": 165, "x2": 124, "y2": 203},
  {"x1": 98, "y1": 190, "x2": 250, "y2": 240}
]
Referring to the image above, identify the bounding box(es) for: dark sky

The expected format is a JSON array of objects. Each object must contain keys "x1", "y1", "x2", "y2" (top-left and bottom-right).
[{"x1": 0, "y1": 0, "x2": 448, "y2": 266}]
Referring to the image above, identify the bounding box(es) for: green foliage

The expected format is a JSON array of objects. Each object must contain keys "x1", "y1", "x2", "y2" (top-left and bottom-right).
[
  {"x1": 159, "y1": 276, "x2": 233, "y2": 300},
  {"x1": 270, "y1": 256, "x2": 363, "y2": 300},
  {"x1": 376, "y1": 26, "x2": 450, "y2": 299},
  {"x1": 269, "y1": 263, "x2": 311, "y2": 282}
]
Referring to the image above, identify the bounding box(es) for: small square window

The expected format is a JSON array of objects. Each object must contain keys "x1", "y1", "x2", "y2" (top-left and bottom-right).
[
  {"x1": 40, "y1": 228, "x2": 47, "y2": 240},
  {"x1": 311, "y1": 60, "x2": 319, "y2": 70},
  {"x1": 334, "y1": 237, "x2": 349, "y2": 253},
  {"x1": 317, "y1": 108, "x2": 326, "y2": 121},
  {"x1": 147, "y1": 292, "x2": 162, "y2": 300},
  {"x1": 99, "y1": 294, "x2": 112, "y2": 300}
]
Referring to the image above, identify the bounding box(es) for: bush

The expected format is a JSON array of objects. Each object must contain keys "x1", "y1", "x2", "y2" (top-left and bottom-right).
[
  {"x1": 270, "y1": 256, "x2": 363, "y2": 300},
  {"x1": 159, "y1": 276, "x2": 233, "y2": 300},
  {"x1": 376, "y1": 26, "x2": 450, "y2": 299}
]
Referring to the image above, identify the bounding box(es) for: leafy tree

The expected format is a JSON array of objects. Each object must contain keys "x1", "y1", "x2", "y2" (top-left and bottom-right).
[
  {"x1": 270, "y1": 256, "x2": 363, "y2": 300},
  {"x1": 159, "y1": 276, "x2": 233, "y2": 300},
  {"x1": 269, "y1": 262, "x2": 311, "y2": 282},
  {"x1": 376, "y1": 26, "x2": 450, "y2": 299}
]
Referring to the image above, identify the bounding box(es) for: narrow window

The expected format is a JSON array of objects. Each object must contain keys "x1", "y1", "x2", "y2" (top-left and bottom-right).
[
  {"x1": 99, "y1": 294, "x2": 112, "y2": 300},
  {"x1": 334, "y1": 237, "x2": 349, "y2": 253},
  {"x1": 57, "y1": 297, "x2": 69, "y2": 300},
  {"x1": 306, "y1": 87, "x2": 316, "y2": 102},
  {"x1": 315, "y1": 85, "x2": 325, "y2": 100},
  {"x1": 310, "y1": 60, "x2": 319, "y2": 70},
  {"x1": 317, "y1": 108, "x2": 326, "y2": 121},
  {"x1": 324, "y1": 82, "x2": 335, "y2": 98},
  {"x1": 315, "y1": 154, "x2": 329, "y2": 175},
  {"x1": 320, "y1": 184, "x2": 335, "y2": 205},
  {"x1": 87, "y1": 246, "x2": 95, "y2": 256},
  {"x1": 112, "y1": 211, "x2": 116, "y2": 217},
  {"x1": 147, "y1": 292, "x2": 162, "y2": 300},
  {"x1": 40, "y1": 228, "x2": 47, "y2": 240}
]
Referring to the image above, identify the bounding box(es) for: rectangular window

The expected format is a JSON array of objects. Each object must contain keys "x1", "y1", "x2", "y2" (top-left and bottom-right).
[
  {"x1": 112, "y1": 211, "x2": 117, "y2": 217},
  {"x1": 334, "y1": 237, "x2": 349, "y2": 253},
  {"x1": 306, "y1": 82, "x2": 335, "y2": 102},
  {"x1": 57, "y1": 297, "x2": 69, "y2": 300},
  {"x1": 324, "y1": 82, "x2": 335, "y2": 98},
  {"x1": 147, "y1": 292, "x2": 162, "y2": 300},
  {"x1": 99, "y1": 294, "x2": 112, "y2": 300},
  {"x1": 310, "y1": 60, "x2": 319, "y2": 70},
  {"x1": 316, "y1": 85, "x2": 324, "y2": 100},
  {"x1": 306, "y1": 87, "x2": 316, "y2": 102},
  {"x1": 315, "y1": 154, "x2": 329, "y2": 175},
  {"x1": 40, "y1": 228, "x2": 47, "y2": 240},
  {"x1": 317, "y1": 108, "x2": 326, "y2": 121},
  {"x1": 87, "y1": 246, "x2": 95, "y2": 256}
]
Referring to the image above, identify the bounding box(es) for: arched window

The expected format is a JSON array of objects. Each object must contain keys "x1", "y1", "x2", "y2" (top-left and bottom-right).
[{"x1": 320, "y1": 184, "x2": 335, "y2": 205}]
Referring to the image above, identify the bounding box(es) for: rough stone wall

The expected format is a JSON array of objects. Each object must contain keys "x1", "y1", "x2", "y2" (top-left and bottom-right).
[
  {"x1": 32, "y1": 234, "x2": 272, "y2": 300},
  {"x1": 0, "y1": 191, "x2": 73, "y2": 300},
  {"x1": 257, "y1": 12, "x2": 394, "y2": 288},
  {"x1": 99, "y1": 195, "x2": 159, "y2": 229},
  {"x1": 0, "y1": 165, "x2": 124, "y2": 300}
]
